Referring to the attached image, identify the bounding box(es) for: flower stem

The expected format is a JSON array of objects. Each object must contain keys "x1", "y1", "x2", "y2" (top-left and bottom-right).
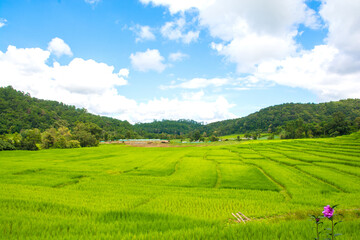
[
  {"x1": 316, "y1": 223, "x2": 319, "y2": 240},
  {"x1": 332, "y1": 219, "x2": 334, "y2": 240}
]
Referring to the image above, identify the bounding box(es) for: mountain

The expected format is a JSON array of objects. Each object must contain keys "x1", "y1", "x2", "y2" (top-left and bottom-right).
[
  {"x1": 1, "y1": 86, "x2": 360, "y2": 139},
  {"x1": 204, "y1": 100, "x2": 360, "y2": 136},
  {"x1": 0, "y1": 86, "x2": 134, "y2": 138},
  {"x1": 134, "y1": 119, "x2": 203, "y2": 136}
]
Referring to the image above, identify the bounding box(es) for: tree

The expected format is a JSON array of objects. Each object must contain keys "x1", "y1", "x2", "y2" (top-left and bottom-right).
[
  {"x1": 209, "y1": 135, "x2": 219, "y2": 142},
  {"x1": 20, "y1": 129, "x2": 41, "y2": 150},
  {"x1": 41, "y1": 128, "x2": 57, "y2": 149},
  {"x1": 327, "y1": 112, "x2": 350, "y2": 137},
  {"x1": 355, "y1": 117, "x2": 360, "y2": 130},
  {"x1": 73, "y1": 122, "x2": 102, "y2": 147},
  {"x1": 0, "y1": 138, "x2": 15, "y2": 151}
]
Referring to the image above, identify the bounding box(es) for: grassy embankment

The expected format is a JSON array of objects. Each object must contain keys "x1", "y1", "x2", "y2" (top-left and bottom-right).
[{"x1": 1, "y1": 133, "x2": 360, "y2": 239}]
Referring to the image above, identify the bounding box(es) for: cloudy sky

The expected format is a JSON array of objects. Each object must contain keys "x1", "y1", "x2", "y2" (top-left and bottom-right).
[{"x1": 0, "y1": 0, "x2": 359, "y2": 123}]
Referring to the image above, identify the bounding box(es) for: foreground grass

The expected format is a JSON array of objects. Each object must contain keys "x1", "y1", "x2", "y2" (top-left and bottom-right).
[{"x1": 1, "y1": 133, "x2": 360, "y2": 239}]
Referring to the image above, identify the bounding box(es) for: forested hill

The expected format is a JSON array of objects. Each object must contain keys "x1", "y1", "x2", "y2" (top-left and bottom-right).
[
  {"x1": 204, "y1": 100, "x2": 360, "y2": 136},
  {"x1": 0, "y1": 86, "x2": 202, "y2": 139},
  {"x1": 0, "y1": 86, "x2": 134, "y2": 137},
  {"x1": 134, "y1": 119, "x2": 203, "y2": 136},
  {"x1": 1, "y1": 86, "x2": 360, "y2": 139}
]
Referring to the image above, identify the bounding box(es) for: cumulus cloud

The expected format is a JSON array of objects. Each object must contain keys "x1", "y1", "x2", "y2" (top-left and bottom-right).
[
  {"x1": 161, "y1": 77, "x2": 229, "y2": 89},
  {"x1": 143, "y1": 0, "x2": 320, "y2": 71},
  {"x1": 0, "y1": 42, "x2": 235, "y2": 123},
  {"x1": 141, "y1": 0, "x2": 360, "y2": 100},
  {"x1": 253, "y1": 45, "x2": 360, "y2": 100},
  {"x1": 320, "y1": 0, "x2": 360, "y2": 74},
  {"x1": 139, "y1": 0, "x2": 213, "y2": 14},
  {"x1": 211, "y1": 33, "x2": 297, "y2": 72},
  {"x1": 119, "y1": 96, "x2": 236, "y2": 123},
  {"x1": 161, "y1": 17, "x2": 199, "y2": 44},
  {"x1": 131, "y1": 25, "x2": 156, "y2": 42},
  {"x1": 130, "y1": 49, "x2": 166, "y2": 72},
  {"x1": 248, "y1": 0, "x2": 360, "y2": 101},
  {"x1": 0, "y1": 18, "x2": 7, "y2": 28},
  {"x1": 0, "y1": 44, "x2": 129, "y2": 116},
  {"x1": 169, "y1": 51, "x2": 188, "y2": 62},
  {"x1": 47, "y1": 37, "x2": 73, "y2": 57},
  {"x1": 118, "y1": 68, "x2": 130, "y2": 77}
]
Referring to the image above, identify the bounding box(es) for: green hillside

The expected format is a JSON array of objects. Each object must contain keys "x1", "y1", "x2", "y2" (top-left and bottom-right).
[
  {"x1": 0, "y1": 86, "x2": 135, "y2": 138},
  {"x1": 134, "y1": 119, "x2": 203, "y2": 136},
  {"x1": 1, "y1": 86, "x2": 360, "y2": 140},
  {"x1": 205, "y1": 100, "x2": 360, "y2": 136}
]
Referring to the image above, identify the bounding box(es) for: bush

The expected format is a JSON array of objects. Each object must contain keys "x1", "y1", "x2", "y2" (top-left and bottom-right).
[
  {"x1": 0, "y1": 139, "x2": 15, "y2": 151},
  {"x1": 67, "y1": 140, "x2": 81, "y2": 148},
  {"x1": 209, "y1": 135, "x2": 219, "y2": 142}
]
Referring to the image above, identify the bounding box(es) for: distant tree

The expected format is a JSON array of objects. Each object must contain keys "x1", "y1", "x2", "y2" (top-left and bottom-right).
[
  {"x1": 67, "y1": 140, "x2": 81, "y2": 148},
  {"x1": 193, "y1": 130, "x2": 201, "y2": 141},
  {"x1": 327, "y1": 112, "x2": 350, "y2": 137},
  {"x1": 244, "y1": 132, "x2": 251, "y2": 139},
  {"x1": 0, "y1": 138, "x2": 15, "y2": 151},
  {"x1": 209, "y1": 135, "x2": 219, "y2": 142},
  {"x1": 41, "y1": 128, "x2": 57, "y2": 149},
  {"x1": 267, "y1": 134, "x2": 275, "y2": 140},
  {"x1": 355, "y1": 117, "x2": 360, "y2": 130},
  {"x1": 73, "y1": 122, "x2": 101, "y2": 147},
  {"x1": 20, "y1": 129, "x2": 40, "y2": 150}
]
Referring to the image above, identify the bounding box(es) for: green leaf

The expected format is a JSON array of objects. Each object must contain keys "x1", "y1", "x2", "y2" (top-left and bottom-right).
[{"x1": 334, "y1": 221, "x2": 342, "y2": 226}]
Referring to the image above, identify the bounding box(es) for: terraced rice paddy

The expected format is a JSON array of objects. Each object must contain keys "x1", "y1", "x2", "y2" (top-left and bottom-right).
[{"x1": 1, "y1": 133, "x2": 360, "y2": 239}]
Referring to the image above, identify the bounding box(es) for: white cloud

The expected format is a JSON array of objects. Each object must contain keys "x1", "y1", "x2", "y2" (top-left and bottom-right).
[
  {"x1": 118, "y1": 68, "x2": 129, "y2": 77},
  {"x1": 130, "y1": 49, "x2": 166, "y2": 72},
  {"x1": 142, "y1": 0, "x2": 360, "y2": 101},
  {"x1": 47, "y1": 37, "x2": 73, "y2": 57},
  {"x1": 52, "y1": 58, "x2": 127, "y2": 94},
  {"x1": 162, "y1": 77, "x2": 229, "y2": 89},
  {"x1": 211, "y1": 33, "x2": 297, "y2": 72},
  {"x1": 0, "y1": 44, "x2": 129, "y2": 116},
  {"x1": 84, "y1": 0, "x2": 101, "y2": 5},
  {"x1": 161, "y1": 17, "x2": 199, "y2": 44},
  {"x1": 120, "y1": 96, "x2": 236, "y2": 123},
  {"x1": 139, "y1": 0, "x2": 213, "y2": 14},
  {"x1": 320, "y1": 0, "x2": 360, "y2": 74},
  {"x1": 0, "y1": 18, "x2": 7, "y2": 28},
  {"x1": 131, "y1": 25, "x2": 156, "y2": 42},
  {"x1": 254, "y1": 45, "x2": 360, "y2": 100},
  {"x1": 243, "y1": 0, "x2": 360, "y2": 100},
  {"x1": 0, "y1": 43, "x2": 235, "y2": 123},
  {"x1": 144, "y1": 0, "x2": 321, "y2": 71},
  {"x1": 169, "y1": 51, "x2": 188, "y2": 62},
  {"x1": 181, "y1": 90, "x2": 204, "y2": 100}
]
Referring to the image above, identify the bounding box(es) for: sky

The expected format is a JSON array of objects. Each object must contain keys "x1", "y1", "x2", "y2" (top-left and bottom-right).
[{"x1": 0, "y1": 0, "x2": 359, "y2": 124}]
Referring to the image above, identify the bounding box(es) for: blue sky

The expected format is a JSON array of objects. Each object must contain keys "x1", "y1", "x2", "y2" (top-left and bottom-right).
[{"x1": 0, "y1": 0, "x2": 359, "y2": 123}]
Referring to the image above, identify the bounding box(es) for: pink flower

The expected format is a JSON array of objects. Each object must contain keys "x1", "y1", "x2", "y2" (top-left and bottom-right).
[{"x1": 322, "y1": 205, "x2": 334, "y2": 218}]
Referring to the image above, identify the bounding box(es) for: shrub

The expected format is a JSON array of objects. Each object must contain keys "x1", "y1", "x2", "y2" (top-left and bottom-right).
[{"x1": 0, "y1": 139, "x2": 15, "y2": 151}]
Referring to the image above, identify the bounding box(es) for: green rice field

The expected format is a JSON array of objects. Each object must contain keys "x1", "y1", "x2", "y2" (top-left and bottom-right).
[{"x1": 1, "y1": 133, "x2": 360, "y2": 239}]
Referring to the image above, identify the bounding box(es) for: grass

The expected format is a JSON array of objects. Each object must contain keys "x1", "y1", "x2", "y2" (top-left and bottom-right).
[{"x1": 1, "y1": 132, "x2": 360, "y2": 239}]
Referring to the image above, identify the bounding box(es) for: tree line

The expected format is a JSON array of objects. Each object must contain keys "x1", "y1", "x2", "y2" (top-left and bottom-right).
[
  {"x1": 1, "y1": 86, "x2": 360, "y2": 150},
  {"x1": 204, "y1": 100, "x2": 360, "y2": 137},
  {"x1": 0, "y1": 122, "x2": 104, "y2": 151}
]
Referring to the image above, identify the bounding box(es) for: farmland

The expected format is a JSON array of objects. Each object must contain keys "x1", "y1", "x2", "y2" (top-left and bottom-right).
[{"x1": 1, "y1": 133, "x2": 360, "y2": 239}]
